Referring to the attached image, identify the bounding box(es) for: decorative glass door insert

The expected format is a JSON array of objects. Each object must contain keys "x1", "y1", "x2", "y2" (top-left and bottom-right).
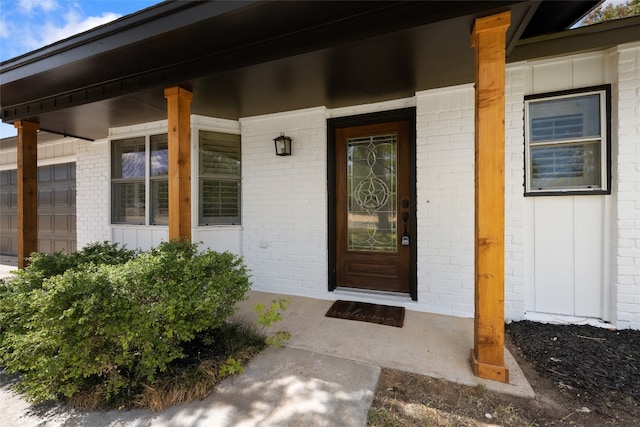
[{"x1": 347, "y1": 134, "x2": 397, "y2": 252}]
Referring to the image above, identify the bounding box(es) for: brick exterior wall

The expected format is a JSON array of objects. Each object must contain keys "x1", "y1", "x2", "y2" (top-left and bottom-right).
[
  {"x1": 504, "y1": 65, "x2": 527, "y2": 321},
  {"x1": 415, "y1": 85, "x2": 475, "y2": 317},
  {"x1": 239, "y1": 108, "x2": 329, "y2": 298},
  {"x1": 75, "y1": 140, "x2": 111, "y2": 248},
  {"x1": 613, "y1": 44, "x2": 640, "y2": 329}
]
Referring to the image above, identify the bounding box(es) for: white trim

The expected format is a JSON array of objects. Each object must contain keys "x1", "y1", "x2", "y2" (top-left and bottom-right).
[
  {"x1": 523, "y1": 311, "x2": 615, "y2": 329},
  {"x1": 519, "y1": 50, "x2": 605, "y2": 69},
  {"x1": 0, "y1": 154, "x2": 77, "y2": 171},
  {"x1": 327, "y1": 97, "x2": 416, "y2": 119},
  {"x1": 415, "y1": 83, "x2": 474, "y2": 96},
  {"x1": 109, "y1": 120, "x2": 167, "y2": 138},
  {"x1": 191, "y1": 115, "x2": 240, "y2": 134},
  {"x1": 602, "y1": 196, "x2": 611, "y2": 323},
  {"x1": 240, "y1": 106, "x2": 327, "y2": 122}
]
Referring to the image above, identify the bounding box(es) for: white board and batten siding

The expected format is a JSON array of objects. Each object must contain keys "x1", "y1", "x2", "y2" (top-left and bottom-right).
[
  {"x1": 532, "y1": 197, "x2": 605, "y2": 318},
  {"x1": 521, "y1": 51, "x2": 611, "y2": 321}
]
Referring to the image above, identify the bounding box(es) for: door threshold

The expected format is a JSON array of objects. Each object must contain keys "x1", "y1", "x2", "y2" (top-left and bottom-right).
[{"x1": 333, "y1": 287, "x2": 413, "y2": 302}]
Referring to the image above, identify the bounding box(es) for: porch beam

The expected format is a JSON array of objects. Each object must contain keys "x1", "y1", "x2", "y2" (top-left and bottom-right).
[
  {"x1": 164, "y1": 86, "x2": 193, "y2": 241},
  {"x1": 470, "y1": 11, "x2": 511, "y2": 383},
  {"x1": 14, "y1": 120, "x2": 39, "y2": 269}
]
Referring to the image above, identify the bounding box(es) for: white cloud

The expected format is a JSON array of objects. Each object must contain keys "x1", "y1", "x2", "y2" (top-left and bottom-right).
[
  {"x1": 40, "y1": 10, "x2": 121, "y2": 46},
  {"x1": 0, "y1": 2, "x2": 123, "y2": 58},
  {"x1": 0, "y1": 17, "x2": 9, "y2": 39},
  {"x1": 18, "y1": 0, "x2": 58, "y2": 13}
]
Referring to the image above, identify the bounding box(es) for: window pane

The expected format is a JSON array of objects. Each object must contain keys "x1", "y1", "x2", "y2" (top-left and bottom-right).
[
  {"x1": 529, "y1": 94, "x2": 600, "y2": 142},
  {"x1": 112, "y1": 137, "x2": 145, "y2": 179},
  {"x1": 150, "y1": 134, "x2": 168, "y2": 177},
  {"x1": 112, "y1": 181, "x2": 145, "y2": 224},
  {"x1": 200, "y1": 179, "x2": 240, "y2": 225},
  {"x1": 347, "y1": 135, "x2": 397, "y2": 252},
  {"x1": 199, "y1": 131, "x2": 241, "y2": 176},
  {"x1": 151, "y1": 179, "x2": 168, "y2": 225},
  {"x1": 530, "y1": 141, "x2": 601, "y2": 190},
  {"x1": 199, "y1": 131, "x2": 241, "y2": 225}
]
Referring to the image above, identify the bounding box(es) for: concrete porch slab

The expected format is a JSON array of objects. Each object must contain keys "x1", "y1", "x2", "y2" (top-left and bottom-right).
[{"x1": 236, "y1": 290, "x2": 535, "y2": 399}]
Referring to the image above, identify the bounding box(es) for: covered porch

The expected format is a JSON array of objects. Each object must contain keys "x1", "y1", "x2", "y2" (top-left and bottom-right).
[
  {"x1": 0, "y1": 0, "x2": 601, "y2": 385},
  {"x1": 235, "y1": 290, "x2": 534, "y2": 397}
]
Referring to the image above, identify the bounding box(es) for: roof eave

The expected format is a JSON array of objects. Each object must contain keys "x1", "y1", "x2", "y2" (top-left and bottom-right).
[{"x1": 509, "y1": 14, "x2": 640, "y2": 62}]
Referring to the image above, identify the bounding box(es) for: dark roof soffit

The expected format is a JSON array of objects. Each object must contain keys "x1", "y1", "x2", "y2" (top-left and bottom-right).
[
  {"x1": 0, "y1": 1, "x2": 521, "y2": 118},
  {"x1": 510, "y1": 14, "x2": 640, "y2": 62},
  {"x1": 521, "y1": 0, "x2": 601, "y2": 38},
  {"x1": 0, "y1": 0, "x2": 604, "y2": 140}
]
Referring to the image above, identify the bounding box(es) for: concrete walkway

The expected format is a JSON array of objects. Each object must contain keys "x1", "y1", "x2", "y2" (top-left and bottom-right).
[
  {"x1": 1, "y1": 348, "x2": 379, "y2": 427},
  {"x1": 0, "y1": 275, "x2": 534, "y2": 426}
]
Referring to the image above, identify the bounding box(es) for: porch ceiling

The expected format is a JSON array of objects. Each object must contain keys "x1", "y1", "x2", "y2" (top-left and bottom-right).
[{"x1": 0, "y1": 0, "x2": 598, "y2": 141}]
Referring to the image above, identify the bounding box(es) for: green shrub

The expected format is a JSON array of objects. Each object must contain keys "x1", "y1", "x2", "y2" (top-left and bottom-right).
[
  {"x1": 0, "y1": 242, "x2": 136, "y2": 343},
  {"x1": 0, "y1": 240, "x2": 251, "y2": 406}
]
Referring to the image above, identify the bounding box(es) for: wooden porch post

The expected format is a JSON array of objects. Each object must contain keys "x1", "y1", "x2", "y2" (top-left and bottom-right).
[
  {"x1": 164, "y1": 86, "x2": 193, "y2": 241},
  {"x1": 14, "y1": 120, "x2": 39, "y2": 269},
  {"x1": 470, "y1": 11, "x2": 511, "y2": 383}
]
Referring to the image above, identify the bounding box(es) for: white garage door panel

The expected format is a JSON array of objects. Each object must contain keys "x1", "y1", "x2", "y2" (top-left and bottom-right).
[
  {"x1": 574, "y1": 197, "x2": 604, "y2": 317},
  {"x1": 534, "y1": 198, "x2": 574, "y2": 314}
]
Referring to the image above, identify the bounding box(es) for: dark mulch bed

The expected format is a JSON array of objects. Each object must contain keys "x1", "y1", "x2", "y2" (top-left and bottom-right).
[{"x1": 507, "y1": 321, "x2": 640, "y2": 409}]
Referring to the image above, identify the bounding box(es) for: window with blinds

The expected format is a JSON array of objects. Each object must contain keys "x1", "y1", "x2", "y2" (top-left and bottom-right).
[
  {"x1": 112, "y1": 137, "x2": 146, "y2": 224},
  {"x1": 199, "y1": 130, "x2": 241, "y2": 225},
  {"x1": 524, "y1": 87, "x2": 610, "y2": 195},
  {"x1": 111, "y1": 133, "x2": 168, "y2": 224},
  {"x1": 150, "y1": 134, "x2": 168, "y2": 225}
]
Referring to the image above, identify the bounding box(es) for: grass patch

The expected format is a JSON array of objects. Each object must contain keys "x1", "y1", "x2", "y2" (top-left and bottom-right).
[{"x1": 67, "y1": 320, "x2": 267, "y2": 412}]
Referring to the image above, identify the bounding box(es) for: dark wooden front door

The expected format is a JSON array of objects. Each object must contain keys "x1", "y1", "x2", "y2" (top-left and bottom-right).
[{"x1": 335, "y1": 120, "x2": 411, "y2": 293}]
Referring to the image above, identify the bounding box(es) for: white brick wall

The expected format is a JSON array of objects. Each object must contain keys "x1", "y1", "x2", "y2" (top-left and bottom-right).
[
  {"x1": 504, "y1": 65, "x2": 527, "y2": 321},
  {"x1": 75, "y1": 140, "x2": 111, "y2": 248},
  {"x1": 613, "y1": 44, "x2": 640, "y2": 329},
  {"x1": 415, "y1": 85, "x2": 475, "y2": 317},
  {"x1": 240, "y1": 107, "x2": 329, "y2": 299}
]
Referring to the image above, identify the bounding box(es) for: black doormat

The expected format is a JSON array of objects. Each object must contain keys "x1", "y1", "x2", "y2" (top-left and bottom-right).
[{"x1": 325, "y1": 300, "x2": 405, "y2": 328}]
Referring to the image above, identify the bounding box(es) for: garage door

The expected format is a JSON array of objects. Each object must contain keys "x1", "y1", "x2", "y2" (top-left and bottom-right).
[{"x1": 0, "y1": 163, "x2": 76, "y2": 257}]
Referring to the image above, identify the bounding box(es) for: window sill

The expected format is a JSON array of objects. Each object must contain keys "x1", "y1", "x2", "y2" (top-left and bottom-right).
[{"x1": 524, "y1": 189, "x2": 610, "y2": 197}]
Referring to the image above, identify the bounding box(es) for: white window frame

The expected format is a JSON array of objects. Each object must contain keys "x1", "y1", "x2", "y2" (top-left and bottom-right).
[
  {"x1": 524, "y1": 85, "x2": 610, "y2": 196},
  {"x1": 110, "y1": 132, "x2": 168, "y2": 225},
  {"x1": 197, "y1": 130, "x2": 242, "y2": 226}
]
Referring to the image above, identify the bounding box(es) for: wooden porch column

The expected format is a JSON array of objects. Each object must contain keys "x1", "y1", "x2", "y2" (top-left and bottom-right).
[
  {"x1": 469, "y1": 11, "x2": 511, "y2": 383},
  {"x1": 164, "y1": 86, "x2": 193, "y2": 241},
  {"x1": 14, "y1": 120, "x2": 39, "y2": 269}
]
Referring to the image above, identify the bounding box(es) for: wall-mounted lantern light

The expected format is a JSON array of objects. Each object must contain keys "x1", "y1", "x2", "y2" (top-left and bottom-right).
[{"x1": 273, "y1": 133, "x2": 292, "y2": 156}]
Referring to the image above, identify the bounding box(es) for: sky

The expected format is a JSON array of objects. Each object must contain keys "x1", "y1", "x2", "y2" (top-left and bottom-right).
[
  {"x1": 0, "y1": 0, "x2": 630, "y2": 138},
  {"x1": 0, "y1": 0, "x2": 163, "y2": 137}
]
